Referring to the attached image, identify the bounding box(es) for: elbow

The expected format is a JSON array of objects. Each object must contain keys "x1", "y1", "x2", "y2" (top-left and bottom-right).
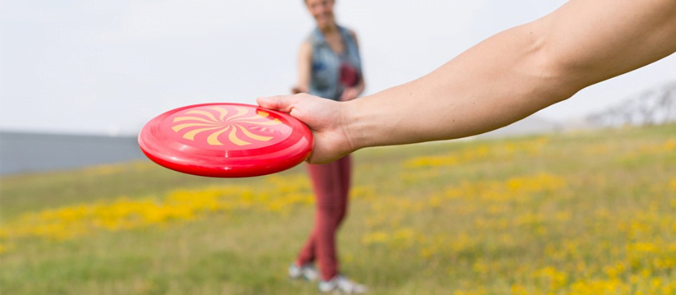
[{"x1": 521, "y1": 22, "x2": 587, "y2": 102}]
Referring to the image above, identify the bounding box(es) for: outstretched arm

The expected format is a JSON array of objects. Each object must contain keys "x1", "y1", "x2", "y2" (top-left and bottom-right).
[{"x1": 260, "y1": 0, "x2": 676, "y2": 163}]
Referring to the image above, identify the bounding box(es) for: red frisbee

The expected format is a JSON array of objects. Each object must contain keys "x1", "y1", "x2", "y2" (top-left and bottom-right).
[{"x1": 138, "y1": 103, "x2": 313, "y2": 177}]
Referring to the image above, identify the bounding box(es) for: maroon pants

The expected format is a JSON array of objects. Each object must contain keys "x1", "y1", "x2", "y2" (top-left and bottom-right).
[{"x1": 296, "y1": 155, "x2": 352, "y2": 280}]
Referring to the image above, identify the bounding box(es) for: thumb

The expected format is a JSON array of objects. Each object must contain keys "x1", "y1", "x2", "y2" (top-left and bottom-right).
[{"x1": 256, "y1": 95, "x2": 299, "y2": 113}]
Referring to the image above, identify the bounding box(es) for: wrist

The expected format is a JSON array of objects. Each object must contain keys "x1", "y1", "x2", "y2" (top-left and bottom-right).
[{"x1": 341, "y1": 98, "x2": 368, "y2": 153}]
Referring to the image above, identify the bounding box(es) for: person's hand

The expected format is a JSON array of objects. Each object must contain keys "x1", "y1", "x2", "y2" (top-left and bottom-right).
[
  {"x1": 291, "y1": 86, "x2": 308, "y2": 94},
  {"x1": 339, "y1": 87, "x2": 360, "y2": 101},
  {"x1": 257, "y1": 94, "x2": 355, "y2": 164}
]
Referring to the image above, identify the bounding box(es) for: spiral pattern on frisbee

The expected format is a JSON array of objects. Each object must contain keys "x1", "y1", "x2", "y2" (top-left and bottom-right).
[
  {"x1": 139, "y1": 103, "x2": 313, "y2": 177},
  {"x1": 168, "y1": 106, "x2": 291, "y2": 149}
]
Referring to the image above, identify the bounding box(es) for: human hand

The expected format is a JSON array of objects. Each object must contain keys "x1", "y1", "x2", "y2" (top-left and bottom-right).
[
  {"x1": 339, "y1": 87, "x2": 360, "y2": 101},
  {"x1": 257, "y1": 93, "x2": 356, "y2": 164}
]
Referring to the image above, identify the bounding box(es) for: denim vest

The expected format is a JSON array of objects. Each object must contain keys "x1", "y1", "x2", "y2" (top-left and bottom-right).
[{"x1": 308, "y1": 26, "x2": 362, "y2": 100}]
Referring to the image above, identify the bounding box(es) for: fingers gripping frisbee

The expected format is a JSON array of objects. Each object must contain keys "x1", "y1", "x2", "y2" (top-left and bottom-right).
[{"x1": 138, "y1": 103, "x2": 313, "y2": 177}]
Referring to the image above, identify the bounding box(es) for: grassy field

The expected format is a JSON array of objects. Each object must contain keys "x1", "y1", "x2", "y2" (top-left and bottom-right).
[{"x1": 1, "y1": 124, "x2": 675, "y2": 295}]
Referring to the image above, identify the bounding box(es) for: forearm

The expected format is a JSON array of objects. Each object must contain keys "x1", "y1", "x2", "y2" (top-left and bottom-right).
[
  {"x1": 346, "y1": 23, "x2": 574, "y2": 149},
  {"x1": 345, "y1": 0, "x2": 676, "y2": 150}
]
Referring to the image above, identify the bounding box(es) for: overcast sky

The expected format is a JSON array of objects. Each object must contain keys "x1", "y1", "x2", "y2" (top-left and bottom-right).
[{"x1": 1, "y1": 0, "x2": 675, "y2": 136}]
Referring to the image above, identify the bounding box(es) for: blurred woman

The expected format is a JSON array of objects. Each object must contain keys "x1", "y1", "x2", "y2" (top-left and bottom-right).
[{"x1": 287, "y1": 0, "x2": 366, "y2": 293}]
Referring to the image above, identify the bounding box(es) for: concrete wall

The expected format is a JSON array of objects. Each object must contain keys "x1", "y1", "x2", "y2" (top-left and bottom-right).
[{"x1": 0, "y1": 131, "x2": 146, "y2": 175}]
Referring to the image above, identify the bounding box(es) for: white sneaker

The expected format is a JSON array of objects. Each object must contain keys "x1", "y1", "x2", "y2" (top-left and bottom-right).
[
  {"x1": 318, "y1": 274, "x2": 368, "y2": 294},
  {"x1": 288, "y1": 263, "x2": 318, "y2": 281}
]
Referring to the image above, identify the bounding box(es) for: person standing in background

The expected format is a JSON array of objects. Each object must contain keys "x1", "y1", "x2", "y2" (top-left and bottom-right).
[{"x1": 287, "y1": 0, "x2": 367, "y2": 293}]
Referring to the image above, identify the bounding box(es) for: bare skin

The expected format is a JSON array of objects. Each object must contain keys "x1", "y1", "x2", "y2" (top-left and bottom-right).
[{"x1": 260, "y1": 0, "x2": 676, "y2": 164}]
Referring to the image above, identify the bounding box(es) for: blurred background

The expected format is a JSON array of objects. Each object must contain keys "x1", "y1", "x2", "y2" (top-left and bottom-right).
[
  {"x1": 1, "y1": 1, "x2": 675, "y2": 294},
  {"x1": 1, "y1": 0, "x2": 675, "y2": 174}
]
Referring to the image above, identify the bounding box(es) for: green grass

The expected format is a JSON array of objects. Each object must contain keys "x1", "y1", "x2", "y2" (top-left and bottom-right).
[{"x1": 1, "y1": 124, "x2": 675, "y2": 294}]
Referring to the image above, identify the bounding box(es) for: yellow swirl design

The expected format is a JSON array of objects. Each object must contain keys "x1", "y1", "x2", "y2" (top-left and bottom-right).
[
  {"x1": 185, "y1": 110, "x2": 217, "y2": 122},
  {"x1": 172, "y1": 107, "x2": 281, "y2": 146},
  {"x1": 207, "y1": 126, "x2": 231, "y2": 146},
  {"x1": 209, "y1": 107, "x2": 229, "y2": 121},
  {"x1": 183, "y1": 126, "x2": 222, "y2": 141},
  {"x1": 236, "y1": 125, "x2": 273, "y2": 142},
  {"x1": 228, "y1": 127, "x2": 250, "y2": 146},
  {"x1": 172, "y1": 123, "x2": 218, "y2": 132},
  {"x1": 173, "y1": 116, "x2": 216, "y2": 124}
]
